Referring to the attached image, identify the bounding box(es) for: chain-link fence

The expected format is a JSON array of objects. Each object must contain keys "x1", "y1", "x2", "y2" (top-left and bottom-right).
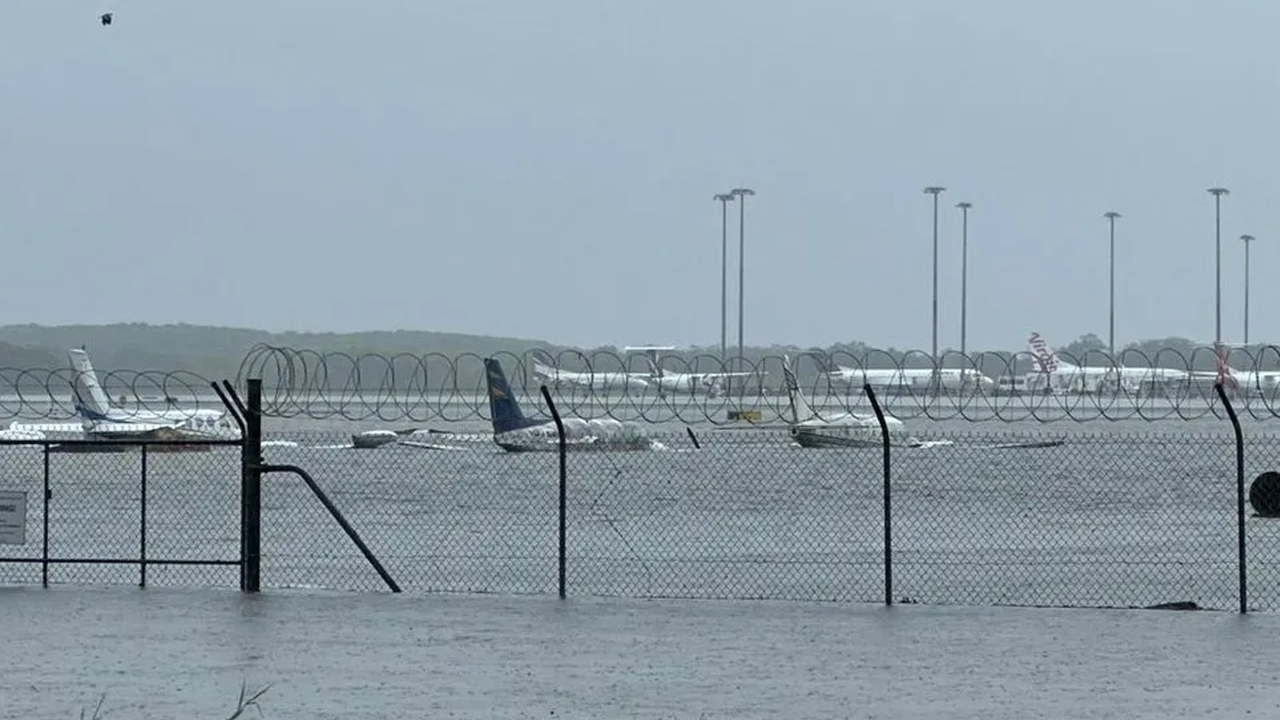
[
  {"x1": 237, "y1": 416, "x2": 1280, "y2": 612},
  {"x1": 6, "y1": 395, "x2": 1280, "y2": 614},
  {"x1": 0, "y1": 439, "x2": 243, "y2": 588}
]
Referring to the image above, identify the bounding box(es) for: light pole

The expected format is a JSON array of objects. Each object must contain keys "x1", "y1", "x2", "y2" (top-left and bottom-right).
[
  {"x1": 1104, "y1": 212, "x2": 1121, "y2": 357},
  {"x1": 956, "y1": 201, "x2": 972, "y2": 359},
  {"x1": 924, "y1": 186, "x2": 946, "y2": 392},
  {"x1": 1242, "y1": 234, "x2": 1256, "y2": 346},
  {"x1": 730, "y1": 187, "x2": 754, "y2": 388},
  {"x1": 714, "y1": 193, "x2": 736, "y2": 364},
  {"x1": 1208, "y1": 187, "x2": 1229, "y2": 356}
]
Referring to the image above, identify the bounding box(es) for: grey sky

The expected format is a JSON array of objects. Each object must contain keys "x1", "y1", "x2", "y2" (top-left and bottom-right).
[{"x1": 2, "y1": 1, "x2": 1275, "y2": 352}]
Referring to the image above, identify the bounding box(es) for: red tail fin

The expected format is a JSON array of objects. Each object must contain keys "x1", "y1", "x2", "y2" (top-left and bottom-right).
[{"x1": 1216, "y1": 350, "x2": 1238, "y2": 390}]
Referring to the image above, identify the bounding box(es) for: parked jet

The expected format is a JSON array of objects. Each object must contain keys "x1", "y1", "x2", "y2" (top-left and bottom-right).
[
  {"x1": 1024, "y1": 332, "x2": 1190, "y2": 394},
  {"x1": 528, "y1": 350, "x2": 651, "y2": 393},
  {"x1": 1208, "y1": 351, "x2": 1280, "y2": 396},
  {"x1": 824, "y1": 358, "x2": 996, "y2": 393},
  {"x1": 622, "y1": 345, "x2": 758, "y2": 397},
  {"x1": 485, "y1": 357, "x2": 658, "y2": 452}
]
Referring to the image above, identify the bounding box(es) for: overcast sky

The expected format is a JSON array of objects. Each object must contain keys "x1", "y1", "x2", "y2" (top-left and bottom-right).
[{"x1": 2, "y1": 1, "x2": 1276, "y2": 352}]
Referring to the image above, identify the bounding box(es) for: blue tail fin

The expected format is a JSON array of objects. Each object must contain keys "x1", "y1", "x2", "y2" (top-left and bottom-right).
[{"x1": 485, "y1": 358, "x2": 542, "y2": 434}]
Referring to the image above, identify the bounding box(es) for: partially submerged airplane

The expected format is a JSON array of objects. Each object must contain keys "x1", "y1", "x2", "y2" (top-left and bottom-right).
[
  {"x1": 528, "y1": 351, "x2": 652, "y2": 393},
  {"x1": 623, "y1": 345, "x2": 759, "y2": 397},
  {"x1": 6, "y1": 349, "x2": 238, "y2": 441},
  {"x1": 67, "y1": 349, "x2": 237, "y2": 439},
  {"x1": 779, "y1": 357, "x2": 1063, "y2": 451},
  {"x1": 780, "y1": 358, "x2": 913, "y2": 448},
  {"x1": 485, "y1": 357, "x2": 660, "y2": 452}
]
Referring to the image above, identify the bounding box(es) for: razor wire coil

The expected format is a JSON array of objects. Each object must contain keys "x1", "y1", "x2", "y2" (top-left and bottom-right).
[{"x1": 4, "y1": 343, "x2": 1280, "y2": 425}]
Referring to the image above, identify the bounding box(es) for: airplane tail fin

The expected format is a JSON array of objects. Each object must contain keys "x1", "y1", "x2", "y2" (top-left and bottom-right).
[
  {"x1": 781, "y1": 356, "x2": 819, "y2": 423},
  {"x1": 1216, "y1": 351, "x2": 1240, "y2": 390},
  {"x1": 485, "y1": 357, "x2": 542, "y2": 434},
  {"x1": 1026, "y1": 332, "x2": 1061, "y2": 373},
  {"x1": 641, "y1": 355, "x2": 663, "y2": 378},
  {"x1": 810, "y1": 353, "x2": 839, "y2": 373},
  {"x1": 68, "y1": 348, "x2": 113, "y2": 421}
]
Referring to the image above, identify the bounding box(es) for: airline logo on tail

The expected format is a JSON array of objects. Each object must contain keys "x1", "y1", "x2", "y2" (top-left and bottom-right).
[{"x1": 1027, "y1": 332, "x2": 1059, "y2": 373}]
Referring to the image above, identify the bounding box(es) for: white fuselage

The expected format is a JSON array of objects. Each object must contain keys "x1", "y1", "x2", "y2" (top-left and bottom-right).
[
  {"x1": 790, "y1": 411, "x2": 908, "y2": 448},
  {"x1": 647, "y1": 371, "x2": 749, "y2": 396},
  {"x1": 532, "y1": 363, "x2": 651, "y2": 393},
  {"x1": 1025, "y1": 363, "x2": 1189, "y2": 394},
  {"x1": 493, "y1": 417, "x2": 654, "y2": 452},
  {"x1": 830, "y1": 366, "x2": 997, "y2": 392}
]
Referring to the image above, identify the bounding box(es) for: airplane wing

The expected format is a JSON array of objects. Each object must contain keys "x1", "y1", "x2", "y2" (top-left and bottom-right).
[
  {"x1": 87, "y1": 421, "x2": 183, "y2": 435},
  {"x1": 708, "y1": 423, "x2": 794, "y2": 431},
  {"x1": 7, "y1": 421, "x2": 88, "y2": 433}
]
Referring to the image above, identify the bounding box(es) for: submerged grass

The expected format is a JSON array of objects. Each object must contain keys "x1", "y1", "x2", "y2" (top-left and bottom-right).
[{"x1": 77, "y1": 682, "x2": 272, "y2": 719}]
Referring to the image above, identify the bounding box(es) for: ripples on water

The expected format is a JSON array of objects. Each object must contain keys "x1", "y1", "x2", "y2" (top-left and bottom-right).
[{"x1": 5, "y1": 588, "x2": 1280, "y2": 719}]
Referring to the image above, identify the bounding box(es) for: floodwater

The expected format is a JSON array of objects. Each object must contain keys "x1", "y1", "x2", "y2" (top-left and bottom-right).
[
  {"x1": 3, "y1": 398, "x2": 1280, "y2": 718},
  {"x1": 4, "y1": 586, "x2": 1280, "y2": 719}
]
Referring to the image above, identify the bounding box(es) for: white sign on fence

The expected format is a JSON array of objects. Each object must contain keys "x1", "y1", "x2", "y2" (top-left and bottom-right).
[{"x1": 0, "y1": 491, "x2": 27, "y2": 545}]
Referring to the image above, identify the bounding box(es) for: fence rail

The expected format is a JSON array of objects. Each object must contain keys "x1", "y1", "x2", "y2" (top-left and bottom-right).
[
  {"x1": 0, "y1": 438, "x2": 245, "y2": 589},
  {"x1": 4, "y1": 377, "x2": 1280, "y2": 614}
]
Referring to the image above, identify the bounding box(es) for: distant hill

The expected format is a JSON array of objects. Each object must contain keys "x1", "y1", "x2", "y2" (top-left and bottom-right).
[{"x1": 0, "y1": 323, "x2": 563, "y2": 382}]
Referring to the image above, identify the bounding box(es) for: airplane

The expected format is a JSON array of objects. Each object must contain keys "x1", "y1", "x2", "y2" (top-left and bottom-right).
[
  {"x1": 824, "y1": 356, "x2": 997, "y2": 394},
  {"x1": 528, "y1": 350, "x2": 652, "y2": 393},
  {"x1": 66, "y1": 348, "x2": 238, "y2": 439},
  {"x1": 1024, "y1": 332, "x2": 1190, "y2": 394},
  {"x1": 779, "y1": 357, "x2": 913, "y2": 448},
  {"x1": 776, "y1": 356, "x2": 1064, "y2": 450},
  {"x1": 484, "y1": 357, "x2": 659, "y2": 452},
  {"x1": 622, "y1": 345, "x2": 759, "y2": 398},
  {"x1": 1208, "y1": 350, "x2": 1280, "y2": 396},
  {"x1": 5, "y1": 349, "x2": 239, "y2": 441}
]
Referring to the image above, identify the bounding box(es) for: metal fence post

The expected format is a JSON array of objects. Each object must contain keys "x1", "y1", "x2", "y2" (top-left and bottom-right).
[
  {"x1": 864, "y1": 384, "x2": 893, "y2": 606},
  {"x1": 42, "y1": 444, "x2": 49, "y2": 589},
  {"x1": 541, "y1": 385, "x2": 567, "y2": 599},
  {"x1": 1215, "y1": 382, "x2": 1246, "y2": 613},
  {"x1": 243, "y1": 379, "x2": 263, "y2": 593},
  {"x1": 140, "y1": 444, "x2": 148, "y2": 588}
]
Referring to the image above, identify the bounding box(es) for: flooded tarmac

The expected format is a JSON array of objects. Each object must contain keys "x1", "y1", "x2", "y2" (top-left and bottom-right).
[{"x1": 5, "y1": 586, "x2": 1280, "y2": 719}]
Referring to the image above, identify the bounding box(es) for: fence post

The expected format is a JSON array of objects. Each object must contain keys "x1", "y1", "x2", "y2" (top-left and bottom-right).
[
  {"x1": 1214, "y1": 382, "x2": 1246, "y2": 614},
  {"x1": 863, "y1": 383, "x2": 892, "y2": 606},
  {"x1": 540, "y1": 385, "x2": 567, "y2": 599},
  {"x1": 140, "y1": 444, "x2": 148, "y2": 588},
  {"x1": 42, "y1": 444, "x2": 49, "y2": 589},
  {"x1": 242, "y1": 379, "x2": 264, "y2": 593}
]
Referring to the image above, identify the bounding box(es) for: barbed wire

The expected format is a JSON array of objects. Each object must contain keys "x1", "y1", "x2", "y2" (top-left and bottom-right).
[
  {"x1": 4, "y1": 343, "x2": 1280, "y2": 424},
  {"x1": 228, "y1": 343, "x2": 1280, "y2": 424}
]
